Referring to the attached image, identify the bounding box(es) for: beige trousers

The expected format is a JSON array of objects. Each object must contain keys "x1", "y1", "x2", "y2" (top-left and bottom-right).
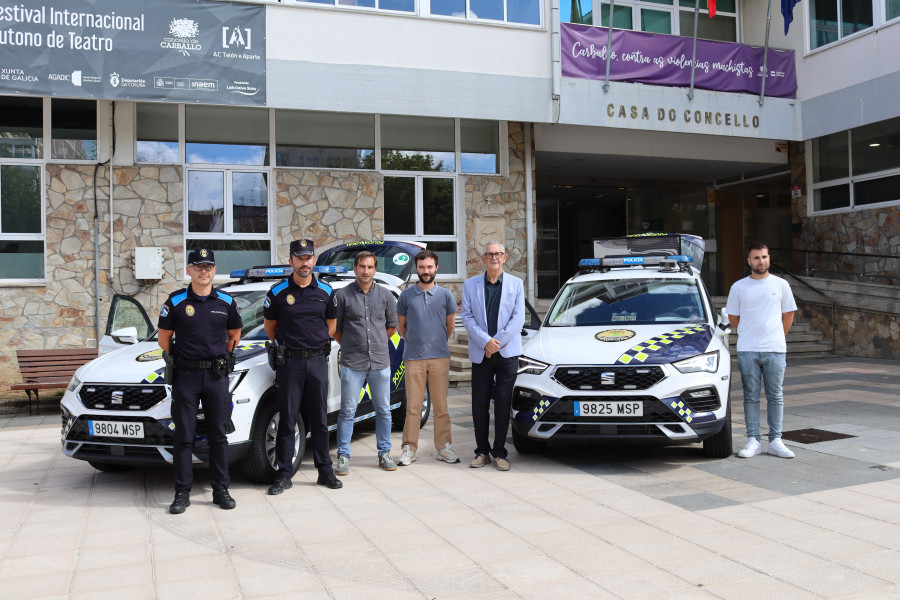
[{"x1": 402, "y1": 357, "x2": 451, "y2": 452}]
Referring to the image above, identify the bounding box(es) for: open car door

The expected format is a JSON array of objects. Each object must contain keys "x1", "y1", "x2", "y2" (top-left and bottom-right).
[{"x1": 98, "y1": 294, "x2": 155, "y2": 356}]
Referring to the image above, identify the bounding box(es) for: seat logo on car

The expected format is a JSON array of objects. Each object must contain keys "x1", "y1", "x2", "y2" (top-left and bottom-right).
[
  {"x1": 594, "y1": 329, "x2": 636, "y2": 342},
  {"x1": 111, "y1": 391, "x2": 124, "y2": 404},
  {"x1": 601, "y1": 372, "x2": 615, "y2": 386}
]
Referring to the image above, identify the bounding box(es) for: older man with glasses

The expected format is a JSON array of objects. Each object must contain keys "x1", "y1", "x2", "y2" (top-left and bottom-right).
[{"x1": 461, "y1": 241, "x2": 525, "y2": 471}]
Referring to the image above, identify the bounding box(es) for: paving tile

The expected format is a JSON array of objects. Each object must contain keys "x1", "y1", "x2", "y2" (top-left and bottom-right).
[
  {"x1": 783, "y1": 531, "x2": 888, "y2": 560},
  {"x1": 660, "y1": 554, "x2": 760, "y2": 586},
  {"x1": 329, "y1": 578, "x2": 425, "y2": 600},
  {"x1": 702, "y1": 574, "x2": 823, "y2": 600},
  {"x1": 70, "y1": 563, "x2": 153, "y2": 596},
  {"x1": 512, "y1": 576, "x2": 619, "y2": 600},
  {"x1": 156, "y1": 575, "x2": 241, "y2": 600},
  {"x1": 407, "y1": 566, "x2": 506, "y2": 599},
  {"x1": 589, "y1": 565, "x2": 699, "y2": 599},
  {"x1": 229, "y1": 552, "x2": 323, "y2": 597},
  {"x1": 772, "y1": 563, "x2": 893, "y2": 598},
  {"x1": 0, "y1": 571, "x2": 72, "y2": 600},
  {"x1": 482, "y1": 554, "x2": 578, "y2": 588}
]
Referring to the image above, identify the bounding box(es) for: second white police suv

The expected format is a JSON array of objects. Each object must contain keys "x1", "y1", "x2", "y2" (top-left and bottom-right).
[{"x1": 511, "y1": 234, "x2": 734, "y2": 457}]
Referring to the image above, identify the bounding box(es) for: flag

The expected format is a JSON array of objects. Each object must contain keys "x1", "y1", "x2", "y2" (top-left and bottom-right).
[
  {"x1": 709, "y1": 0, "x2": 716, "y2": 18},
  {"x1": 783, "y1": 0, "x2": 800, "y2": 34}
]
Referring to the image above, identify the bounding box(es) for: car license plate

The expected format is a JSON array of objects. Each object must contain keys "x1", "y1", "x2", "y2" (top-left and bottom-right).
[
  {"x1": 88, "y1": 420, "x2": 144, "y2": 438},
  {"x1": 574, "y1": 401, "x2": 643, "y2": 417}
]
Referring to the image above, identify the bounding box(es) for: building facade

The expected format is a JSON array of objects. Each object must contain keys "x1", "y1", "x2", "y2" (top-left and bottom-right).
[{"x1": 1, "y1": 0, "x2": 898, "y2": 390}]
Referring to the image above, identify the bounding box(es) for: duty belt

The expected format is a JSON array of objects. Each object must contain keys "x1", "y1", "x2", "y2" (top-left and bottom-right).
[
  {"x1": 285, "y1": 345, "x2": 329, "y2": 359},
  {"x1": 177, "y1": 358, "x2": 216, "y2": 370}
]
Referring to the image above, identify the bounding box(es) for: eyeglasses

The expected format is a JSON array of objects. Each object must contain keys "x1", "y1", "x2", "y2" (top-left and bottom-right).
[
  {"x1": 483, "y1": 252, "x2": 506, "y2": 259},
  {"x1": 191, "y1": 264, "x2": 215, "y2": 272}
]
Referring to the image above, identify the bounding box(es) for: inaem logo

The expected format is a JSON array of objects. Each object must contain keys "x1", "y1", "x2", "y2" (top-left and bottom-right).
[{"x1": 222, "y1": 27, "x2": 251, "y2": 50}]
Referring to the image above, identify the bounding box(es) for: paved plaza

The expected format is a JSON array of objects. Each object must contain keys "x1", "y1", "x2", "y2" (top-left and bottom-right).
[{"x1": 1, "y1": 357, "x2": 899, "y2": 599}]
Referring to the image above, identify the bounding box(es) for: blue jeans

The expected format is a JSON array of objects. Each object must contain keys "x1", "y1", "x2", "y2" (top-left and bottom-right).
[
  {"x1": 737, "y1": 351, "x2": 787, "y2": 441},
  {"x1": 337, "y1": 365, "x2": 392, "y2": 457}
]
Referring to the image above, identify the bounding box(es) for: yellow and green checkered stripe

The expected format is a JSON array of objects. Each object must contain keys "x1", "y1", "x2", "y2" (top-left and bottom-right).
[{"x1": 615, "y1": 325, "x2": 707, "y2": 365}]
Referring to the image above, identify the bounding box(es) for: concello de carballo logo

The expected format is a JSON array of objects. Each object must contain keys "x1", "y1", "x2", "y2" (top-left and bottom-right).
[{"x1": 162, "y1": 18, "x2": 201, "y2": 56}]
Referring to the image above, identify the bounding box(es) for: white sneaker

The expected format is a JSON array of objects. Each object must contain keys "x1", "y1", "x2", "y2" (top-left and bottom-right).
[
  {"x1": 738, "y1": 437, "x2": 761, "y2": 458},
  {"x1": 437, "y1": 443, "x2": 460, "y2": 464},
  {"x1": 397, "y1": 444, "x2": 416, "y2": 466},
  {"x1": 768, "y1": 438, "x2": 795, "y2": 458}
]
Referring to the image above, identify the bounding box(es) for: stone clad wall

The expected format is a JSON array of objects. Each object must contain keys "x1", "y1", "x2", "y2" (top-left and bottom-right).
[
  {"x1": 0, "y1": 165, "x2": 184, "y2": 395},
  {"x1": 275, "y1": 170, "x2": 383, "y2": 263},
  {"x1": 464, "y1": 122, "x2": 530, "y2": 286}
]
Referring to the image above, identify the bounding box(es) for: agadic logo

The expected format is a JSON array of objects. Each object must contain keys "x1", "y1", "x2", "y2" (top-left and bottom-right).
[
  {"x1": 162, "y1": 18, "x2": 201, "y2": 56},
  {"x1": 109, "y1": 72, "x2": 120, "y2": 87}
]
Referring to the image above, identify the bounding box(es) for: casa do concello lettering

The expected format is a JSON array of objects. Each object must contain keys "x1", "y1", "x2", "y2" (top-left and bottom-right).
[{"x1": 607, "y1": 104, "x2": 761, "y2": 129}]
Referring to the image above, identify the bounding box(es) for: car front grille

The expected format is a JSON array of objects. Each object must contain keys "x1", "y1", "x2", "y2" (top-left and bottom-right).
[
  {"x1": 79, "y1": 384, "x2": 167, "y2": 411},
  {"x1": 552, "y1": 366, "x2": 665, "y2": 391},
  {"x1": 539, "y1": 396, "x2": 676, "y2": 423},
  {"x1": 65, "y1": 415, "x2": 174, "y2": 445},
  {"x1": 74, "y1": 443, "x2": 167, "y2": 459}
]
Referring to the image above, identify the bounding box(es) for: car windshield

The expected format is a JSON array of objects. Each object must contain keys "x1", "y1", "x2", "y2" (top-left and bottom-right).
[
  {"x1": 228, "y1": 290, "x2": 269, "y2": 340},
  {"x1": 316, "y1": 245, "x2": 413, "y2": 279},
  {"x1": 546, "y1": 278, "x2": 706, "y2": 327}
]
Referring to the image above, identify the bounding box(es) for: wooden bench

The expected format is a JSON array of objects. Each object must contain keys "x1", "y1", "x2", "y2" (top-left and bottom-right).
[{"x1": 10, "y1": 349, "x2": 99, "y2": 415}]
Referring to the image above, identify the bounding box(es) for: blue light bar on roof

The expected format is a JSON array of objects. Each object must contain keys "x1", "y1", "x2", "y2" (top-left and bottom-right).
[
  {"x1": 230, "y1": 265, "x2": 348, "y2": 279},
  {"x1": 579, "y1": 255, "x2": 693, "y2": 268}
]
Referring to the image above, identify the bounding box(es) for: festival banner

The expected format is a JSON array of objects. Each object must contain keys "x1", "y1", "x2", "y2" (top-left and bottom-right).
[
  {"x1": 0, "y1": 0, "x2": 266, "y2": 105},
  {"x1": 561, "y1": 23, "x2": 796, "y2": 99}
]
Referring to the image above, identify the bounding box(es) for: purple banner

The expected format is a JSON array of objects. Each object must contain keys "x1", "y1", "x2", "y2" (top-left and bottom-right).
[{"x1": 561, "y1": 23, "x2": 796, "y2": 99}]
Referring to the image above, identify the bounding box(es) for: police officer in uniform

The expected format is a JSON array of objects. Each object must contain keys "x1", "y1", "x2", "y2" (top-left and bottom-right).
[
  {"x1": 158, "y1": 249, "x2": 243, "y2": 515},
  {"x1": 263, "y1": 239, "x2": 343, "y2": 494}
]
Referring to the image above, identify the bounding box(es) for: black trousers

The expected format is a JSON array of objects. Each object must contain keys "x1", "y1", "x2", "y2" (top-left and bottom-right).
[
  {"x1": 171, "y1": 368, "x2": 230, "y2": 492},
  {"x1": 471, "y1": 353, "x2": 518, "y2": 459},
  {"x1": 275, "y1": 355, "x2": 332, "y2": 479}
]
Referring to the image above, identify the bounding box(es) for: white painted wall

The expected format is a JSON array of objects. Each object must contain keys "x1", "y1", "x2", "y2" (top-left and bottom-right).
[
  {"x1": 266, "y1": 5, "x2": 552, "y2": 78},
  {"x1": 795, "y1": 21, "x2": 900, "y2": 101}
]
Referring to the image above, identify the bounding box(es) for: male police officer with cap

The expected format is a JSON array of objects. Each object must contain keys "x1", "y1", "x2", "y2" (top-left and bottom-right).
[
  {"x1": 158, "y1": 249, "x2": 242, "y2": 515},
  {"x1": 263, "y1": 239, "x2": 343, "y2": 494}
]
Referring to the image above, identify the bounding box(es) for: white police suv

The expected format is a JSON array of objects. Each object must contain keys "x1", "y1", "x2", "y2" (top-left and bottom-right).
[
  {"x1": 512, "y1": 234, "x2": 733, "y2": 458},
  {"x1": 59, "y1": 241, "x2": 430, "y2": 482}
]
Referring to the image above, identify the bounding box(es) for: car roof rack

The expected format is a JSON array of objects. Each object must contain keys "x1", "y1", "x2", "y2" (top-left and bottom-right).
[{"x1": 577, "y1": 255, "x2": 694, "y2": 274}]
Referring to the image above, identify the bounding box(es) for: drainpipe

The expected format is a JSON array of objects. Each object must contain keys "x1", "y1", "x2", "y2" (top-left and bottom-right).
[
  {"x1": 603, "y1": 0, "x2": 615, "y2": 92},
  {"x1": 551, "y1": 0, "x2": 561, "y2": 118},
  {"x1": 525, "y1": 124, "x2": 535, "y2": 305}
]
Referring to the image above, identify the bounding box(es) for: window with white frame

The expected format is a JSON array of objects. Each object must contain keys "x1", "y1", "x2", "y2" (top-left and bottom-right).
[
  {"x1": 564, "y1": 0, "x2": 738, "y2": 42},
  {"x1": 136, "y1": 103, "x2": 179, "y2": 164},
  {"x1": 51, "y1": 99, "x2": 97, "y2": 161},
  {"x1": 185, "y1": 105, "x2": 269, "y2": 166},
  {"x1": 810, "y1": 1, "x2": 872, "y2": 48},
  {"x1": 810, "y1": 116, "x2": 900, "y2": 212},
  {"x1": 185, "y1": 169, "x2": 271, "y2": 275},
  {"x1": 0, "y1": 97, "x2": 44, "y2": 280},
  {"x1": 889, "y1": 0, "x2": 900, "y2": 21},
  {"x1": 281, "y1": 0, "x2": 541, "y2": 25}
]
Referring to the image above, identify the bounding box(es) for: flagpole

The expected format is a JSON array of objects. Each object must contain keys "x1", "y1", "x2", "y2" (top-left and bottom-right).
[
  {"x1": 688, "y1": 6, "x2": 699, "y2": 100},
  {"x1": 603, "y1": 0, "x2": 615, "y2": 92},
  {"x1": 759, "y1": 0, "x2": 772, "y2": 105}
]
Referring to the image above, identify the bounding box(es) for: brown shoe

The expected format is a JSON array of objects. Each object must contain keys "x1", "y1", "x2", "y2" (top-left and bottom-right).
[
  {"x1": 494, "y1": 457, "x2": 510, "y2": 471},
  {"x1": 469, "y1": 453, "x2": 491, "y2": 468}
]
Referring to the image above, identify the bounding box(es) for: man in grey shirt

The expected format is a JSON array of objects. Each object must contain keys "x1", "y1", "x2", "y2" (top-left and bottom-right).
[
  {"x1": 396, "y1": 249, "x2": 460, "y2": 466},
  {"x1": 334, "y1": 251, "x2": 399, "y2": 473}
]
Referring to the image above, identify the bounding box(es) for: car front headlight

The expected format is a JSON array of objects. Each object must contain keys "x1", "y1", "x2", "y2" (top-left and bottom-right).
[
  {"x1": 228, "y1": 370, "x2": 248, "y2": 393},
  {"x1": 672, "y1": 351, "x2": 719, "y2": 374},
  {"x1": 66, "y1": 374, "x2": 81, "y2": 392},
  {"x1": 518, "y1": 356, "x2": 550, "y2": 375}
]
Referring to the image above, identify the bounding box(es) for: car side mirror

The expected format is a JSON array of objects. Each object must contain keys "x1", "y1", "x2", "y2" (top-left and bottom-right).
[{"x1": 111, "y1": 326, "x2": 139, "y2": 345}]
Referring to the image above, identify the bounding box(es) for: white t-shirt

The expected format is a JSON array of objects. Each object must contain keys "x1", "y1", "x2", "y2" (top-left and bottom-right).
[{"x1": 725, "y1": 274, "x2": 797, "y2": 353}]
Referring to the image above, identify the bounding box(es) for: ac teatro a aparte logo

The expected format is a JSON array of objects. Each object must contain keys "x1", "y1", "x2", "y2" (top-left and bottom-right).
[{"x1": 607, "y1": 103, "x2": 761, "y2": 129}]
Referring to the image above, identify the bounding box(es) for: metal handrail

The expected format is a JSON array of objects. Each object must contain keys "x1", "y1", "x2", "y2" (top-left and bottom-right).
[{"x1": 770, "y1": 260, "x2": 837, "y2": 354}]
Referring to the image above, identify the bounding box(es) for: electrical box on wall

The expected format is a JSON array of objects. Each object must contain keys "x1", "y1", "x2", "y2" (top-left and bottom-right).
[{"x1": 133, "y1": 247, "x2": 164, "y2": 279}]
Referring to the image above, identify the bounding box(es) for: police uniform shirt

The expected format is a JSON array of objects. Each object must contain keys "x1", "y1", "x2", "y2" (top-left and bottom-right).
[
  {"x1": 158, "y1": 286, "x2": 243, "y2": 360},
  {"x1": 263, "y1": 275, "x2": 337, "y2": 350}
]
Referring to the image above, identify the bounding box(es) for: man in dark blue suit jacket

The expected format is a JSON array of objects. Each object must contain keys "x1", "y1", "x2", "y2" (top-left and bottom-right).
[{"x1": 461, "y1": 241, "x2": 525, "y2": 471}]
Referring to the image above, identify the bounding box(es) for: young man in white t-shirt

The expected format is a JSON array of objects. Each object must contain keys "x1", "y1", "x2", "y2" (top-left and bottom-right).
[{"x1": 725, "y1": 242, "x2": 798, "y2": 459}]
